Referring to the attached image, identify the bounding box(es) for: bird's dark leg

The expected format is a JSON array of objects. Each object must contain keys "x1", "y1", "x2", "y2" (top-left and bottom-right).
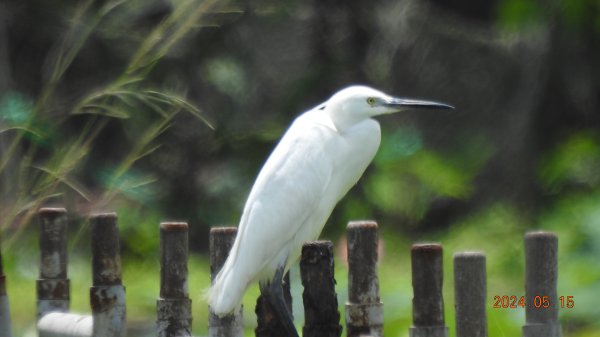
[{"x1": 259, "y1": 266, "x2": 299, "y2": 337}]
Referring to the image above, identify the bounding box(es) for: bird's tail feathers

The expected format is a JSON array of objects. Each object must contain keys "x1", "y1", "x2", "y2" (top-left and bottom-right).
[{"x1": 207, "y1": 260, "x2": 246, "y2": 316}]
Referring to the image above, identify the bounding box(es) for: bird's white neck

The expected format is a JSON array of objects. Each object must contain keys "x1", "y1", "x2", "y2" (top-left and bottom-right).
[{"x1": 325, "y1": 107, "x2": 372, "y2": 132}]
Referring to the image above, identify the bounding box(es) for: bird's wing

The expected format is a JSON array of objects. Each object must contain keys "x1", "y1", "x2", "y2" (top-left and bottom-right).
[{"x1": 231, "y1": 113, "x2": 335, "y2": 279}]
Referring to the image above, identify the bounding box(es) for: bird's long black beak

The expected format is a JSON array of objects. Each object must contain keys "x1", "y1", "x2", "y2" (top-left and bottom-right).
[{"x1": 384, "y1": 97, "x2": 454, "y2": 110}]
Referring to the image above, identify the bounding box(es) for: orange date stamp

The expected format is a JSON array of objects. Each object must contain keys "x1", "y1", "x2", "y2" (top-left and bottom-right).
[{"x1": 492, "y1": 295, "x2": 575, "y2": 309}]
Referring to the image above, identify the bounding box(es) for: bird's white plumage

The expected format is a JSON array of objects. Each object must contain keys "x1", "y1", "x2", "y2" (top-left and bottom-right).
[{"x1": 208, "y1": 85, "x2": 422, "y2": 315}]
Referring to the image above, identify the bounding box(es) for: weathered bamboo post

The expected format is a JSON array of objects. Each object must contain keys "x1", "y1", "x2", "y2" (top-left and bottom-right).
[
  {"x1": 90, "y1": 213, "x2": 126, "y2": 337},
  {"x1": 523, "y1": 231, "x2": 560, "y2": 337},
  {"x1": 345, "y1": 221, "x2": 383, "y2": 337},
  {"x1": 255, "y1": 272, "x2": 293, "y2": 337},
  {"x1": 37, "y1": 208, "x2": 94, "y2": 337},
  {"x1": 300, "y1": 240, "x2": 342, "y2": 337},
  {"x1": 209, "y1": 227, "x2": 243, "y2": 337},
  {"x1": 454, "y1": 252, "x2": 487, "y2": 337},
  {"x1": 0, "y1": 243, "x2": 13, "y2": 337},
  {"x1": 409, "y1": 243, "x2": 448, "y2": 337},
  {"x1": 157, "y1": 222, "x2": 192, "y2": 337},
  {"x1": 37, "y1": 208, "x2": 70, "y2": 319}
]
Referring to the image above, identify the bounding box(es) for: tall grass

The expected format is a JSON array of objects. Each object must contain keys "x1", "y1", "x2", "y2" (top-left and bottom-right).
[{"x1": 0, "y1": 0, "x2": 227, "y2": 244}]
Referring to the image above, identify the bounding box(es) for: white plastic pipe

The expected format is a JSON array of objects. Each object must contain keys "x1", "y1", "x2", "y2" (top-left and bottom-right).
[{"x1": 38, "y1": 313, "x2": 93, "y2": 337}]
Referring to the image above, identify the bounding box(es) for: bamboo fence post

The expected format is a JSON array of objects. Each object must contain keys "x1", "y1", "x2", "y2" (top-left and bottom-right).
[
  {"x1": 37, "y1": 208, "x2": 70, "y2": 319},
  {"x1": 454, "y1": 252, "x2": 487, "y2": 337},
  {"x1": 157, "y1": 222, "x2": 192, "y2": 337},
  {"x1": 409, "y1": 243, "x2": 448, "y2": 337},
  {"x1": 523, "y1": 231, "x2": 560, "y2": 337},
  {"x1": 300, "y1": 240, "x2": 342, "y2": 337},
  {"x1": 255, "y1": 272, "x2": 292, "y2": 337},
  {"x1": 345, "y1": 221, "x2": 383, "y2": 337},
  {"x1": 90, "y1": 213, "x2": 126, "y2": 337},
  {"x1": 209, "y1": 227, "x2": 243, "y2": 337}
]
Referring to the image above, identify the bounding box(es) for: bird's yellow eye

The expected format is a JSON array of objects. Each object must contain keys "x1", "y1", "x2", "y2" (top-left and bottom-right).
[{"x1": 366, "y1": 97, "x2": 376, "y2": 105}]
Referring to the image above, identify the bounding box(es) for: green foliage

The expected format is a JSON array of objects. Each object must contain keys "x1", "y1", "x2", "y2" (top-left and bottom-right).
[
  {"x1": 204, "y1": 57, "x2": 249, "y2": 102},
  {"x1": 539, "y1": 132, "x2": 600, "y2": 192},
  {"x1": 538, "y1": 191, "x2": 600, "y2": 323},
  {"x1": 497, "y1": 0, "x2": 545, "y2": 31},
  {"x1": 0, "y1": 92, "x2": 33, "y2": 126},
  {"x1": 497, "y1": 0, "x2": 600, "y2": 35},
  {"x1": 115, "y1": 206, "x2": 162, "y2": 259},
  {"x1": 536, "y1": 131, "x2": 600, "y2": 327},
  {"x1": 560, "y1": 0, "x2": 600, "y2": 34},
  {"x1": 365, "y1": 130, "x2": 491, "y2": 222},
  {"x1": 97, "y1": 167, "x2": 159, "y2": 204}
]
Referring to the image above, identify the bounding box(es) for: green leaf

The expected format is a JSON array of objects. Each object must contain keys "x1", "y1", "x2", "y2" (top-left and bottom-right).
[{"x1": 539, "y1": 132, "x2": 600, "y2": 191}]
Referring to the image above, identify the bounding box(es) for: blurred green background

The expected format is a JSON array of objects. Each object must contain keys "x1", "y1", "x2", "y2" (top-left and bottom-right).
[{"x1": 1, "y1": 0, "x2": 599, "y2": 336}]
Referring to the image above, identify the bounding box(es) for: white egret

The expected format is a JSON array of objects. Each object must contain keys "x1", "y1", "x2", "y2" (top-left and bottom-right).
[{"x1": 208, "y1": 85, "x2": 453, "y2": 336}]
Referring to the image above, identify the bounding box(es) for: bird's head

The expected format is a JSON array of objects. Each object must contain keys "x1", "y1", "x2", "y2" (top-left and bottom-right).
[{"x1": 324, "y1": 85, "x2": 453, "y2": 129}]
